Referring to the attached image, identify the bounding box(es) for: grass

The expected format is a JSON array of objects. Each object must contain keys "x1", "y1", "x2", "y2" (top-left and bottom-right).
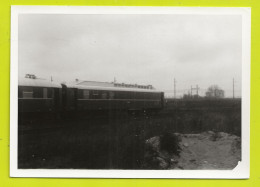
[{"x1": 18, "y1": 99, "x2": 241, "y2": 169}]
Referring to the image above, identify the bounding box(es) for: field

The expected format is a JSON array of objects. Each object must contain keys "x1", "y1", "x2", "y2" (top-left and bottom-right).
[{"x1": 18, "y1": 98, "x2": 241, "y2": 169}]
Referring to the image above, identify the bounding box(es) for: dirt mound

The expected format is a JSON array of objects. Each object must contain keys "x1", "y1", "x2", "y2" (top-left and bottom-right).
[{"x1": 143, "y1": 131, "x2": 241, "y2": 170}]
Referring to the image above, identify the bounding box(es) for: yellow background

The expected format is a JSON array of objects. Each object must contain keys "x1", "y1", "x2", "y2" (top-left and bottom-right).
[{"x1": 0, "y1": 0, "x2": 259, "y2": 186}]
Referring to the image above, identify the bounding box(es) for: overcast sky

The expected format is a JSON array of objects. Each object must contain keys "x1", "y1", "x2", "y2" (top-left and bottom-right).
[{"x1": 18, "y1": 14, "x2": 242, "y2": 97}]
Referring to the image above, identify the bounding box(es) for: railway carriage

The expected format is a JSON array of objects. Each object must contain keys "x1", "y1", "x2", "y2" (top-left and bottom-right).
[
  {"x1": 18, "y1": 76, "x2": 164, "y2": 115},
  {"x1": 18, "y1": 77, "x2": 62, "y2": 113},
  {"x1": 62, "y1": 83, "x2": 164, "y2": 112}
]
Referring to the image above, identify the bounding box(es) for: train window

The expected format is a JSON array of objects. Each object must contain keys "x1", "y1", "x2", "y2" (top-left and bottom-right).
[
  {"x1": 47, "y1": 88, "x2": 53, "y2": 98},
  {"x1": 150, "y1": 93, "x2": 154, "y2": 100},
  {"x1": 135, "y1": 92, "x2": 139, "y2": 99},
  {"x1": 135, "y1": 92, "x2": 144, "y2": 100},
  {"x1": 155, "y1": 93, "x2": 160, "y2": 99},
  {"x1": 150, "y1": 93, "x2": 153, "y2": 100},
  {"x1": 122, "y1": 92, "x2": 129, "y2": 99},
  {"x1": 22, "y1": 87, "x2": 33, "y2": 98},
  {"x1": 117, "y1": 91, "x2": 128, "y2": 99},
  {"x1": 143, "y1": 92, "x2": 148, "y2": 100},
  {"x1": 153, "y1": 93, "x2": 157, "y2": 100},
  {"x1": 131, "y1": 92, "x2": 136, "y2": 99},
  {"x1": 147, "y1": 93, "x2": 151, "y2": 100},
  {"x1": 150, "y1": 93, "x2": 155, "y2": 100},
  {"x1": 116, "y1": 92, "x2": 121, "y2": 99},
  {"x1": 91, "y1": 90, "x2": 100, "y2": 99},
  {"x1": 33, "y1": 87, "x2": 43, "y2": 98},
  {"x1": 43, "y1": 88, "x2": 48, "y2": 98},
  {"x1": 114, "y1": 91, "x2": 121, "y2": 99},
  {"x1": 148, "y1": 93, "x2": 152, "y2": 99},
  {"x1": 83, "y1": 90, "x2": 90, "y2": 99},
  {"x1": 77, "y1": 90, "x2": 83, "y2": 99},
  {"x1": 101, "y1": 92, "x2": 108, "y2": 99},
  {"x1": 109, "y1": 91, "x2": 114, "y2": 99},
  {"x1": 141, "y1": 92, "x2": 145, "y2": 99},
  {"x1": 92, "y1": 90, "x2": 98, "y2": 95},
  {"x1": 141, "y1": 92, "x2": 144, "y2": 99}
]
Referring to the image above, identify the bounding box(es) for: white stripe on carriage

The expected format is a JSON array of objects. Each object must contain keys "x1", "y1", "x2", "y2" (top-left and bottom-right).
[{"x1": 66, "y1": 84, "x2": 163, "y2": 93}]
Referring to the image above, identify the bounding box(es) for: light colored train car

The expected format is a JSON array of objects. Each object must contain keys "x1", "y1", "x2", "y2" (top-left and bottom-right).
[{"x1": 62, "y1": 81, "x2": 164, "y2": 112}]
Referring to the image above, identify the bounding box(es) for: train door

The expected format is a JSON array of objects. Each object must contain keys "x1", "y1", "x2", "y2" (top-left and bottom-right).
[
  {"x1": 62, "y1": 84, "x2": 77, "y2": 111},
  {"x1": 53, "y1": 87, "x2": 62, "y2": 112},
  {"x1": 161, "y1": 92, "x2": 165, "y2": 108}
]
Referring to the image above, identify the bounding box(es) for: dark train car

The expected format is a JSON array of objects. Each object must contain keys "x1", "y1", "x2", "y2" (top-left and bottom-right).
[
  {"x1": 62, "y1": 83, "x2": 164, "y2": 112},
  {"x1": 18, "y1": 77, "x2": 62, "y2": 113}
]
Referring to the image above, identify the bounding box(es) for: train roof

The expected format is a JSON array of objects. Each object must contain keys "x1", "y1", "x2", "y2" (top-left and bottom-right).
[
  {"x1": 18, "y1": 77, "x2": 62, "y2": 88},
  {"x1": 65, "y1": 83, "x2": 163, "y2": 93}
]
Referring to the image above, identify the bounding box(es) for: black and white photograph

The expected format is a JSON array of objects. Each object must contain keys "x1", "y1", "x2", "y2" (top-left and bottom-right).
[{"x1": 10, "y1": 6, "x2": 250, "y2": 178}]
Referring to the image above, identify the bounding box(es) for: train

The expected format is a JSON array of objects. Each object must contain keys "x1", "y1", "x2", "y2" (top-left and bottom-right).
[{"x1": 18, "y1": 76, "x2": 164, "y2": 115}]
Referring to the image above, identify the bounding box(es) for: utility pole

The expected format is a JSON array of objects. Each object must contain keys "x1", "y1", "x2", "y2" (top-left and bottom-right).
[
  {"x1": 190, "y1": 85, "x2": 200, "y2": 98},
  {"x1": 233, "y1": 78, "x2": 235, "y2": 99},
  {"x1": 174, "y1": 78, "x2": 176, "y2": 99},
  {"x1": 196, "y1": 85, "x2": 199, "y2": 96}
]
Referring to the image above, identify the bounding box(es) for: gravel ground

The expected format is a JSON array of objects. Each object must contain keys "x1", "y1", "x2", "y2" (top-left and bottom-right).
[{"x1": 144, "y1": 131, "x2": 241, "y2": 170}]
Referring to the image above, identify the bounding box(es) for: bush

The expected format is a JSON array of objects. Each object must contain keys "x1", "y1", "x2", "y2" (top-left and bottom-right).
[{"x1": 159, "y1": 132, "x2": 181, "y2": 156}]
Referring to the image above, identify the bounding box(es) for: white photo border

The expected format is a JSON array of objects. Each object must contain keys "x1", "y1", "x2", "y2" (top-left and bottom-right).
[{"x1": 10, "y1": 5, "x2": 251, "y2": 179}]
